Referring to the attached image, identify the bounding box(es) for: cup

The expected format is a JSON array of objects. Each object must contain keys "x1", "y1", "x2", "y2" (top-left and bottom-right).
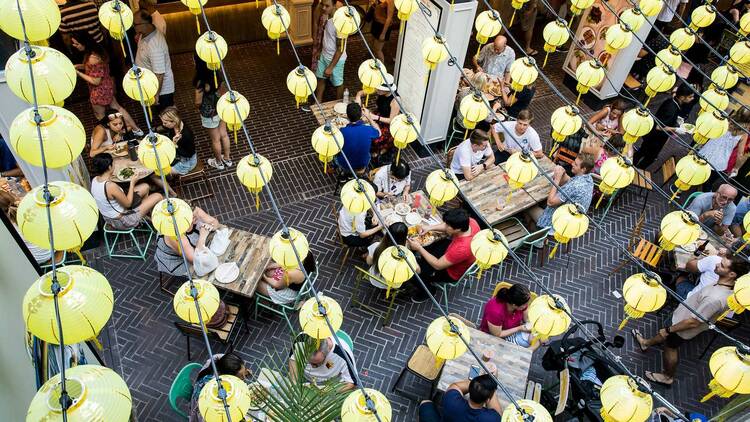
[{"x1": 482, "y1": 349, "x2": 495, "y2": 362}]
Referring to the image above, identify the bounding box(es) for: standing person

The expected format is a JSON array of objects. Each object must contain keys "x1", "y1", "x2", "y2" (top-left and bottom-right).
[
  {"x1": 407, "y1": 208, "x2": 480, "y2": 303},
  {"x1": 450, "y1": 129, "x2": 496, "y2": 181},
  {"x1": 370, "y1": 0, "x2": 395, "y2": 64},
  {"x1": 491, "y1": 109, "x2": 544, "y2": 162},
  {"x1": 337, "y1": 103, "x2": 381, "y2": 173},
  {"x1": 632, "y1": 257, "x2": 750, "y2": 386},
  {"x1": 311, "y1": 0, "x2": 332, "y2": 73},
  {"x1": 138, "y1": 0, "x2": 167, "y2": 35},
  {"x1": 58, "y1": 0, "x2": 105, "y2": 47},
  {"x1": 158, "y1": 107, "x2": 197, "y2": 176},
  {"x1": 193, "y1": 55, "x2": 232, "y2": 170},
  {"x1": 314, "y1": 0, "x2": 347, "y2": 101},
  {"x1": 686, "y1": 184, "x2": 738, "y2": 236},
  {"x1": 472, "y1": 35, "x2": 515, "y2": 83},
  {"x1": 520, "y1": 0, "x2": 539, "y2": 56},
  {"x1": 418, "y1": 376, "x2": 502, "y2": 422},
  {"x1": 655, "y1": 0, "x2": 689, "y2": 31},
  {"x1": 530, "y1": 153, "x2": 596, "y2": 230},
  {"x1": 70, "y1": 31, "x2": 138, "y2": 130},
  {"x1": 133, "y1": 9, "x2": 175, "y2": 111},
  {"x1": 633, "y1": 84, "x2": 694, "y2": 170}
]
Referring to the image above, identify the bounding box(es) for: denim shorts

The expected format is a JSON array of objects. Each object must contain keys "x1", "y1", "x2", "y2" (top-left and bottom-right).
[
  {"x1": 172, "y1": 154, "x2": 198, "y2": 175},
  {"x1": 315, "y1": 55, "x2": 345, "y2": 87},
  {"x1": 201, "y1": 114, "x2": 221, "y2": 129}
]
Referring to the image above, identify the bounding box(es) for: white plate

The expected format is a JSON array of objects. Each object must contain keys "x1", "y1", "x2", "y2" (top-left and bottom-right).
[
  {"x1": 394, "y1": 203, "x2": 410, "y2": 216},
  {"x1": 215, "y1": 262, "x2": 239, "y2": 284},
  {"x1": 385, "y1": 213, "x2": 403, "y2": 226},
  {"x1": 333, "y1": 102, "x2": 347, "y2": 115},
  {"x1": 405, "y1": 212, "x2": 421, "y2": 226}
]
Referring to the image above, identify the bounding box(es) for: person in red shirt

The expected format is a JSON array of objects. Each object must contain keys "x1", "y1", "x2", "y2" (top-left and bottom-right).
[
  {"x1": 479, "y1": 284, "x2": 536, "y2": 348},
  {"x1": 408, "y1": 208, "x2": 479, "y2": 303}
]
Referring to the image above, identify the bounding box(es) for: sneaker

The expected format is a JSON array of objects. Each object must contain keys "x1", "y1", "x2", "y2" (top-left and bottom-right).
[
  {"x1": 223, "y1": 158, "x2": 233, "y2": 167},
  {"x1": 207, "y1": 158, "x2": 225, "y2": 170}
]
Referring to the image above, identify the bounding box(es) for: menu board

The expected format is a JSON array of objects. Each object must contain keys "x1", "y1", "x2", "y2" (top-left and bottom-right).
[{"x1": 394, "y1": 1, "x2": 443, "y2": 121}]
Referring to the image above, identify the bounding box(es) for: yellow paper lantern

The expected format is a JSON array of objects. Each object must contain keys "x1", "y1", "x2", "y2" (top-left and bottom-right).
[
  {"x1": 0, "y1": 0, "x2": 60, "y2": 42},
  {"x1": 551, "y1": 203, "x2": 589, "y2": 248},
  {"x1": 195, "y1": 31, "x2": 228, "y2": 72},
  {"x1": 377, "y1": 246, "x2": 417, "y2": 296},
  {"x1": 618, "y1": 273, "x2": 667, "y2": 330},
  {"x1": 287, "y1": 66, "x2": 317, "y2": 107},
  {"x1": 693, "y1": 110, "x2": 728, "y2": 145},
  {"x1": 426, "y1": 316, "x2": 469, "y2": 362},
  {"x1": 475, "y1": 10, "x2": 502, "y2": 45},
  {"x1": 501, "y1": 399, "x2": 552, "y2": 422},
  {"x1": 659, "y1": 210, "x2": 700, "y2": 251},
  {"x1": 604, "y1": 23, "x2": 633, "y2": 54},
  {"x1": 542, "y1": 19, "x2": 570, "y2": 67},
  {"x1": 527, "y1": 295, "x2": 571, "y2": 341},
  {"x1": 341, "y1": 179, "x2": 376, "y2": 214},
  {"x1": 198, "y1": 375, "x2": 253, "y2": 422},
  {"x1": 5, "y1": 46, "x2": 75, "y2": 105},
  {"x1": 9, "y1": 105, "x2": 85, "y2": 168},
  {"x1": 505, "y1": 152, "x2": 538, "y2": 189},
  {"x1": 672, "y1": 153, "x2": 711, "y2": 198},
  {"x1": 729, "y1": 41, "x2": 750, "y2": 66},
  {"x1": 570, "y1": 0, "x2": 595, "y2": 15},
  {"x1": 237, "y1": 154, "x2": 272, "y2": 210},
  {"x1": 422, "y1": 35, "x2": 449, "y2": 70},
  {"x1": 725, "y1": 274, "x2": 750, "y2": 314},
  {"x1": 391, "y1": 113, "x2": 420, "y2": 165},
  {"x1": 644, "y1": 66, "x2": 676, "y2": 105},
  {"x1": 27, "y1": 365, "x2": 132, "y2": 422},
  {"x1": 299, "y1": 295, "x2": 343, "y2": 340},
  {"x1": 621, "y1": 107, "x2": 654, "y2": 145},
  {"x1": 425, "y1": 169, "x2": 459, "y2": 207},
  {"x1": 332, "y1": 5, "x2": 360, "y2": 41},
  {"x1": 737, "y1": 215, "x2": 750, "y2": 252},
  {"x1": 98, "y1": 0, "x2": 133, "y2": 41},
  {"x1": 358, "y1": 59, "x2": 385, "y2": 96},
  {"x1": 699, "y1": 87, "x2": 729, "y2": 115},
  {"x1": 600, "y1": 375, "x2": 653, "y2": 422},
  {"x1": 711, "y1": 65, "x2": 739, "y2": 90},
  {"x1": 470, "y1": 229, "x2": 509, "y2": 279},
  {"x1": 342, "y1": 389, "x2": 392, "y2": 422},
  {"x1": 311, "y1": 123, "x2": 343, "y2": 172},
  {"x1": 151, "y1": 198, "x2": 193, "y2": 238},
  {"x1": 508, "y1": 0, "x2": 530, "y2": 27},
  {"x1": 137, "y1": 133, "x2": 176, "y2": 176},
  {"x1": 216, "y1": 90, "x2": 250, "y2": 144},
  {"x1": 701, "y1": 347, "x2": 750, "y2": 402},
  {"x1": 180, "y1": 0, "x2": 207, "y2": 33},
  {"x1": 270, "y1": 228, "x2": 310, "y2": 270},
  {"x1": 638, "y1": 0, "x2": 664, "y2": 17},
  {"x1": 173, "y1": 279, "x2": 220, "y2": 324},
  {"x1": 689, "y1": 4, "x2": 716, "y2": 31},
  {"x1": 394, "y1": 0, "x2": 418, "y2": 21},
  {"x1": 669, "y1": 28, "x2": 695, "y2": 52},
  {"x1": 23, "y1": 265, "x2": 113, "y2": 345},
  {"x1": 620, "y1": 8, "x2": 645, "y2": 32},
  {"x1": 17, "y1": 182, "x2": 98, "y2": 251},
  {"x1": 740, "y1": 12, "x2": 750, "y2": 36},
  {"x1": 122, "y1": 66, "x2": 159, "y2": 105},
  {"x1": 655, "y1": 47, "x2": 682, "y2": 71},
  {"x1": 509, "y1": 57, "x2": 538, "y2": 93},
  {"x1": 574, "y1": 59, "x2": 605, "y2": 102},
  {"x1": 599, "y1": 156, "x2": 635, "y2": 196},
  {"x1": 459, "y1": 93, "x2": 489, "y2": 130},
  {"x1": 550, "y1": 106, "x2": 582, "y2": 142},
  {"x1": 262, "y1": 4, "x2": 290, "y2": 55}
]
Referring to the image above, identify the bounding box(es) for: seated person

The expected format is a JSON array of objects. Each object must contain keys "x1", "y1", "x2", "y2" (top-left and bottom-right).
[
  {"x1": 498, "y1": 80, "x2": 535, "y2": 119},
  {"x1": 418, "y1": 375, "x2": 502, "y2": 422},
  {"x1": 0, "y1": 190, "x2": 64, "y2": 265},
  {"x1": 0, "y1": 137, "x2": 23, "y2": 178},
  {"x1": 449, "y1": 128, "x2": 495, "y2": 181},
  {"x1": 155, "y1": 207, "x2": 220, "y2": 277},
  {"x1": 190, "y1": 353, "x2": 251, "y2": 422},
  {"x1": 479, "y1": 284, "x2": 536, "y2": 349},
  {"x1": 456, "y1": 73, "x2": 495, "y2": 128},
  {"x1": 530, "y1": 153, "x2": 596, "y2": 231},
  {"x1": 675, "y1": 250, "x2": 735, "y2": 300},
  {"x1": 338, "y1": 205, "x2": 382, "y2": 247},
  {"x1": 472, "y1": 35, "x2": 514, "y2": 83},
  {"x1": 366, "y1": 222, "x2": 420, "y2": 288},
  {"x1": 336, "y1": 103, "x2": 381, "y2": 173},
  {"x1": 491, "y1": 109, "x2": 543, "y2": 163},
  {"x1": 686, "y1": 184, "x2": 738, "y2": 237},
  {"x1": 90, "y1": 153, "x2": 163, "y2": 231},
  {"x1": 730, "y1": 196, "x2": 749, "y2": 238},
  {"x1": 587, "y1": 99, "x2": 627, "y2": 138},
  {"x1": 158, "y1": 106, "x2": 197, "y2": 176},
  {"x1": 288, "y1": 335, "x2": 356, "y2": 391},
  {"x1": 582, "y1": 133, "x2": 627, "y2": 174},
  {"x1": 372, "y1": 161, "x2": 411, "y2": 201},
  {"x1": 89, "y1": 109, "x2": 133, "y2": 157},
  {"x1": 407, "y1": 208, "x2": 480, "y2": 303},
  {"x1": 258, "y1": 253, "x2": 316, "y2": 304},
  {"x1": 355, "y1": 74, "x2": 399, "y2": 162}
]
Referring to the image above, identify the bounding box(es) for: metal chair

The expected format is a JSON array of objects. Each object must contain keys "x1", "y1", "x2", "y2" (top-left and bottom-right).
[
  {"x1": 352, "y1": 265, "x2": 403, "y2": 327},
  {"x1": 683, "y1": 191, "x2": 703, "y2": 209},
  {"x1": 444, "y1": 117, "x2": 465, "y2": 154},
  {"x1": 174, "y1": 302, "x2": 245, "y2": 360},
  {"x1": 434, "y1": 263, "x2": 479, "y2": 312},
  {"x1": 254, "y1": 263, "x2": 317, "y2": 332},
  {"x1": 103, "y1": 220, "x2": 154, "y2": 260},
  {"x1": 174, "y1": 158, "x2": 214, "y2": 203},
  {"x1": 331, "y1": 203, "x2": 360, "y2": 272},
  {"x1": 168, "y1": 362, "x2": 201, "y2": 419},
  {"x1": 392, "y1": 344, "x2": 444, "y2": 401},
  {"x1": 336, "y1": 330, "x2": 354, "y2": 352}
]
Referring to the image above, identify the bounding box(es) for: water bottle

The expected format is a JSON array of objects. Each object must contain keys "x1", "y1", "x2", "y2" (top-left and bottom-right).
[
  {"x1": 343, "y1": 88, "x2": 349, "y2": 104},
  {"x1": 127, "y1": 139, "x2": 138, "y2": 161}
]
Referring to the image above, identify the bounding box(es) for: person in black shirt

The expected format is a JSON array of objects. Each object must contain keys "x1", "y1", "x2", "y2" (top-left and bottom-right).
[
  {"x1": 633, "y1": 84, "x2": 695, "y2": 170},
  {"x1": 158, "y1": 106, "x2": 197, "y2": 175},
  {"x1": 499, "y1": 81, "x2": 536, "y2": 119}
]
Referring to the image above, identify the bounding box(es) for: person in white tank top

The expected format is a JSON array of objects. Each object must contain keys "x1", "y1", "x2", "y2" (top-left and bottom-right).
[
  {"x1": 588, "y1": 99, "x2": 627, "y2": 138},
  {"x1": 90, "y1": 111, "x2": 127, "y2": 157}
]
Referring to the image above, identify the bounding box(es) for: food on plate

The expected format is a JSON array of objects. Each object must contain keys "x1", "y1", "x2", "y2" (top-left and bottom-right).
[
  {"x1": 580, "y1": 27, "x2": 596, "y2": 49},
  {"x1": 418, "y1": 232, "x2": 436, "y2": 245},
  {"x1": 395, "y1": 202, "x2": 410, "y2": 216},
  {"x1": 681, "y1": 123, "x2": 695, "y2": 133},
  {"x1": 587, "y1": 6, "x2": 602, "y2": 24},
  {"x1": 118, "y1": 167, "x2": 135, "y2": 180}
]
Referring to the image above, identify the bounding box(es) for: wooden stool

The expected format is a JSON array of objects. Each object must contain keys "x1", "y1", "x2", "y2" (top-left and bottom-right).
[{"x1": 392, "y1": 344, "x2": 444, "y2": 401}]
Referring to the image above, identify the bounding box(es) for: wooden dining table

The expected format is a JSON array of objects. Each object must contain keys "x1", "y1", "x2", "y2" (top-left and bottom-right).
[
  {"x1": 197, "y1": 227, "x2": 272, "y2": 298},
  {"x1": 109, "y1": 153, "x2": 154, "y2": 183},
  {"x1": 672, "y1": 231, "x2": 725, "y2": 271},
  {"x1": 459, "y1": 155, "x2": 556, "y2": 226},
  {"x1": 436, "y1": 326, "x2": 533, "y2": 410}
]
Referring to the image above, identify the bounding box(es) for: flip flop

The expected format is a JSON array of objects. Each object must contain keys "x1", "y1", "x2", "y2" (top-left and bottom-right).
[
  {"x1": 526, "y1": 49, "x2": 539, "y2": 56},
  {"x1": 631, "y1": 328, "x2": 648, "y2": 353},
  {"x1": 645, "y1": 371, "x2": 674, "y2": 386}
]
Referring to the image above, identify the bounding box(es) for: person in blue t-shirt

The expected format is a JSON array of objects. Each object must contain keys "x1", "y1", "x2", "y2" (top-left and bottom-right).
[
  {"x1": 336, "y1": 103, "x2": 380, "y2": 173},
  {"x1": 0, "y1": 138, "x2": 22, "y2": 178},
  {"x1": 419, "y1": 375, "x2": 502, "y2": 422}
]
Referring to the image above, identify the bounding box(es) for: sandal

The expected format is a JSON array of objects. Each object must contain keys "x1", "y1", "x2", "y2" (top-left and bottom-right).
[
  {"x1": 631, "y1": 329, "x2": 648, "y2": 353},
  {"x1": 526, "y1": 49, "x2": 539, "y2": 56},
  {"x1": 645, "y1": 371, "x2": 673, "y2": 386}
]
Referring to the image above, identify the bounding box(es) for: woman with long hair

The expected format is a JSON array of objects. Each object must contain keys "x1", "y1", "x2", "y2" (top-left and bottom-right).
[
  {"x1": 89, "y1": 109, "x2": 129, "y2": 157},
  {"x1": 259, "y1": 253, "x2": 316, "y2": 304},
  {"x1": 194, "y1": 54, "x2": 232, "y2": 170},
  {"x1": 70, "y1": 31, "x2": 138, "y2": 131},
  {"x1": 587, "y1": 99, "x2": 627, "y2": 138},
  {"x1": 158, "y1": 107, "x2": 197, "y2": 175},
  {"x1": 189, "y1": 353, "x2": 250, "y2": 422},
  {"x1": 366, "y1": 222, "x2": 420, "y2": 288},
  {"x1": 479, "y1": 283, "x2": 537, "y2": 348}
]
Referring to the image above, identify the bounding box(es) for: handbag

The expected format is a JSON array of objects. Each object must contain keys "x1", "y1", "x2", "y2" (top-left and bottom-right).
[
  {"x1": 194, "y1": 246, "x2": 219, "y2": 276},
  {"x1": 209, "y1": 227, "x2": 231, "y2": 256}
]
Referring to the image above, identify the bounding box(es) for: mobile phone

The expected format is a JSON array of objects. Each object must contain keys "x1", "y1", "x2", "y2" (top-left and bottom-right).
[{"x1": 468, "y1": 365, "x2": 481, "y2": 380}]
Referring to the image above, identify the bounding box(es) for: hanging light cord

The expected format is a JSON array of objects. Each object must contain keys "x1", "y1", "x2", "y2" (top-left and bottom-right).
[{"x1": 110, "y1": 1, "x2": 234, "y2": 419}]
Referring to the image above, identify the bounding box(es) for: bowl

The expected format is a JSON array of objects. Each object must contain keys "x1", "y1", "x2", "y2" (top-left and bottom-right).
[{"x1": 405, "y1": 212, "x2": 421, "y2": 226}]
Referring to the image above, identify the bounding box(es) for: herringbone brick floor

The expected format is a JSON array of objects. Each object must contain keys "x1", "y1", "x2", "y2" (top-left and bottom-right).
[{"x1": 67, "y1": 36, "x2": 749, "y2": 421}]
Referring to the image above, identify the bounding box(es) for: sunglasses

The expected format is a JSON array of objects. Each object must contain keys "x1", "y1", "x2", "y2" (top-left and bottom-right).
[{"x1": 107, "y1": 112, "x2": 123, "y2": 120}]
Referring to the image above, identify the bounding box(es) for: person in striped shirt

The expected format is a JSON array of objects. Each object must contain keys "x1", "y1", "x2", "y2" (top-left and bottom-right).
[{"x1": 58, "y1": 0, "x2": 104, "y2": 46}]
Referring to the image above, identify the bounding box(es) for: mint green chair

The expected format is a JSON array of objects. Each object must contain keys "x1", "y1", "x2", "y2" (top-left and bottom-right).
[
  {"x1": 434, "y1": 263, "x2": 479, "y2": 312},
  {"x1": 336, "y1": 330, "x2": 354, "y2": 352},
  {"x1": 169, "y1": 362, "x2": 202, "y2": 419},
  {"x1": 254, "y1": 263, "x2": 317, "y2": 332},
  {"x1": 103, "y1": 220, "x2": 154, "y2": 260},
  {"x1": 683, "y1": 191, "x2": 703, "y2": 209}
]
